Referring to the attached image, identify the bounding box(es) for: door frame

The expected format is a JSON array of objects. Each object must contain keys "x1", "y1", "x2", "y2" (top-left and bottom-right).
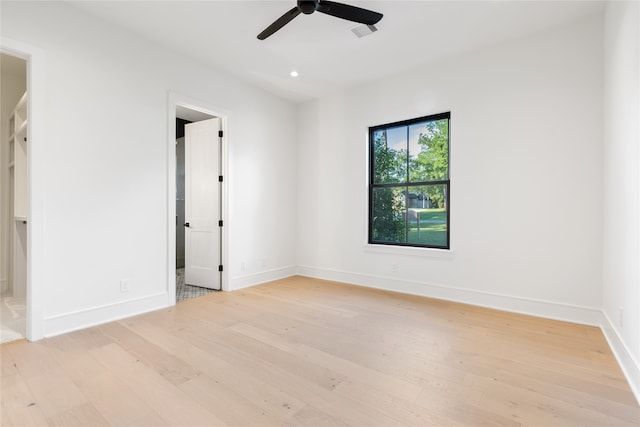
[
  {"x1": 1, "y1": 38, "x2": 45, "y2": 340},
  {"x1": 167, "y1": 92, "x2": 229, "y2": 305}
]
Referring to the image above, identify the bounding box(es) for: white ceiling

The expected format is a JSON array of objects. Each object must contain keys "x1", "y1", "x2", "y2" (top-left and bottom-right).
[{"x1": 69, "y1": 0, "x2": 605, "y2": 103}]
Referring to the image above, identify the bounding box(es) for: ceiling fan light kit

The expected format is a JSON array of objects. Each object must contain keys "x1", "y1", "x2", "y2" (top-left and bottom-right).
[{"x1": 257, "y1": 0, "x2": 383, "y2": 40}]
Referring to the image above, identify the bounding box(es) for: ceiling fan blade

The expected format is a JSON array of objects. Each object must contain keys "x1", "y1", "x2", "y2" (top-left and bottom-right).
[
  {"x1": 316, "y1": 1, "x2": 383, "y2": 25},
  {"x1": 257, "y1": 7, "x2": 301, "y2": 40}
]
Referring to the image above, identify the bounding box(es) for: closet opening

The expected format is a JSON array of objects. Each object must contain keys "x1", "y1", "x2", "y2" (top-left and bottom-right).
[{"x1": 1, "y1": 52, "x2": 27, "y2": 343}]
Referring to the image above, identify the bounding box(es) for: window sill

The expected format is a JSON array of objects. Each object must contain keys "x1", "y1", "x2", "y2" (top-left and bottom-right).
[{"x1": 364, "y1": 243, "x2": 454, "y2": 259}]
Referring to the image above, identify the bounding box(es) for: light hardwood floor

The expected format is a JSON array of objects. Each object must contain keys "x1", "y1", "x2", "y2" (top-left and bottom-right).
[{"x1": 1, "y1": 276, "x2": 639, "y2": 426}]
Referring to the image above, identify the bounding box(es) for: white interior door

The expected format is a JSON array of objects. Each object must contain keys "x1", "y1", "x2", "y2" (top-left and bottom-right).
[{"x1": 184, "y1": 118, "x2": 221, "y2": 289}]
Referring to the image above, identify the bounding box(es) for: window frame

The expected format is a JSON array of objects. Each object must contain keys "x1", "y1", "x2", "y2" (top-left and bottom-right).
[{"x1": 368, "y1": 112, "x2": 451, "y2": 250}]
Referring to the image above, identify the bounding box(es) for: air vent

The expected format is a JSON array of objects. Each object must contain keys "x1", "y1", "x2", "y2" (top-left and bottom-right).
[{"x1": 351, "y1": 24, "x2": 378, "y2": 38}]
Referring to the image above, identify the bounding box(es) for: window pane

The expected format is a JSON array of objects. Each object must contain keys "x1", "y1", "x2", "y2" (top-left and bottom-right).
[
  {"x1": 369, "y1": 112, "x2": 450, "y2": 250},
  {"x1": 406, "y1": 184, "x2": 448, "y2": 247},
  {"x1": 372, "y1": 126, "x2": 408, "y2": 184},
  {"x1": 371, "y1": 187, "x2": 406, "y2": 243},
  {"x1": 408, "y1": 119, "x2": 449, "y2": 182}
]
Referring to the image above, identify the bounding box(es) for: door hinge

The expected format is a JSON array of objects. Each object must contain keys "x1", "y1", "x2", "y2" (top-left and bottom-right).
[
  {"x1": 218, "y1": 220, "x2": 223, "y2": 227},
  {"x1": 218, "y1": 265, "x2": 223, "y2": 272},
  {"x1": 218, "y1": 176, "x2": 223, "y2": 182},
  {"x1": 218, "y1": 130, "x2": 224, "y2": 138}
]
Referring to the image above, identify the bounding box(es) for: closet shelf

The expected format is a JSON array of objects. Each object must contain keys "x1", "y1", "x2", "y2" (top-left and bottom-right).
[
  {"x1": 10, "y1": 91, "x2": 28, "y2": 221},
  {"x1": 15, "y1": 121, "x2": 27, "y2": 137},
  {"x1": 15, "y1": 92, "x2": 27, "y2": 111}
]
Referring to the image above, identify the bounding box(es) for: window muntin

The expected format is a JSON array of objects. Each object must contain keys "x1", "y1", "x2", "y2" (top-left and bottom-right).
[{"x1": 369, "y1": 112, "x2": 450, "y2": 249}]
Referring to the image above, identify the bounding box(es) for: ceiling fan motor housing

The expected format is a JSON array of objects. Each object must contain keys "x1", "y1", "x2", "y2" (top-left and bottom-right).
[{"x1": 298, "y1": 0, "x2": 318, "y2": 14}]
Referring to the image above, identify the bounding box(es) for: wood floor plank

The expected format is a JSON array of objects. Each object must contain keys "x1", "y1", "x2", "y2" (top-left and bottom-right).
[
  {"x1": 76, "y1": 371, "x2": 170, "y2": 427},
  {"x1": 493, "y1": 369, "x2": 640, "y2": 425},
  {"x1": 24, "y1": 367, "x2": 90, "y2": 419},
  {"x1": 291, "y1": 405, "x2": 350, "y2": 426},
  {"x1": 66, "y1": 326, "x2": 114, "y2": 351},
  {"x1": 1, "y1": 276, "x2": 638, "y2": 426},
  {"x1": 171, "y1": 321, "x2": 400, "y2": 425},
  {"x1": 333, "y1": 378, "x2": 455, "y2": 426},
  {"x1": 178, "y1": 375, "x2": 290, "y2": 426},
  {"x1": 468, "y1": 373, "x2": 622, "y2": 427},
  {"x1": 98, "y1": 321, "x2": 201, "y2": 386},
  {"x1": 89, "y1": 343, "x2": 226, "y2": 426},
  {"x1": 229, "y1": 321, "x2": 423, "y2": 402},
  {"x1": 5, "y1": 340, "x2": 60, "y2": 380},
  {"x1": 236, "y1": 305, "x2": 469, "y2": 388},
  {"x1": 0, "y1": 375, "x2": 49, "y2": 426},
  {"x1": 0, "y1": 342, "x2": 20, "y2": 378},
  {"x1": 47, "y1": 402, "x2": 110, "y2": 427},
  {"x1": 120, "y1": 317, "x2": 307, "y2": 421}
]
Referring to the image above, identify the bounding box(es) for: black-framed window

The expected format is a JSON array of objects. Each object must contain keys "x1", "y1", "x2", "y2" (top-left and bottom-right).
[{"x1": 368, "y1": 112, "x2": 450, "y2": 249}]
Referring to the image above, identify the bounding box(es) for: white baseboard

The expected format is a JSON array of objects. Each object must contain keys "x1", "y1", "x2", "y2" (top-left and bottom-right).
[
  {"x1": 296, "y1": 266, "x2": 602, "y2": 326},
  {"x1": 39, "y1": 265, "x2": 293, "y2": 338},
  {"x1": 600, "y1": 312, "x2": 640, "y2": 405},
  {"x1": 43, "y1": 292, "x2": 169, "y2": 338},
  {"x1": 297, "y1": 265, "x2": 640, "y2": 404},
  {"x1": 231, "y1": 265, "x2": 297, "y2": 290}
]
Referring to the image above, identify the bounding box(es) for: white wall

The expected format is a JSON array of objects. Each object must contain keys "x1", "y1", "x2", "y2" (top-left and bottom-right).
[
  {"x1": 1, "y1": 0, "x2": 638, "y2": 402},
  {"x1": 297, "y1": 16, "x2": 604, "y2": 324},
  {"x1": 602, "y1": 0, "x2": 640, "y2": 401},
  {"x1": 1, "y1": 1, "x2": 297, "y2": 338},
  {"x1": 0, "y1": 55, "x2": 27, "y2": 295}
]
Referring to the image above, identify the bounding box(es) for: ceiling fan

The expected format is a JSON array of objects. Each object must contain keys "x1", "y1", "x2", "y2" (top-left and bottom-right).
[{"x1": 257, "y1": 0, "x2": 383, "y2": 40}]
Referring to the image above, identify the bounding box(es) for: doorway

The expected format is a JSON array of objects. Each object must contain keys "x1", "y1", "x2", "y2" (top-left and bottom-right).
[
  {"x1": 1, "y1": 52, "x2": 27, "y2": 343},
  {"x1": 173, "y1": 103, "x2": 226, "y2": 302}
]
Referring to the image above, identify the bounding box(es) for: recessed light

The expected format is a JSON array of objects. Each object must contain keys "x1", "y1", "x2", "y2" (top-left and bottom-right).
[{"x1": 290, "y1": 70, "x2": 299, "y2": 77}]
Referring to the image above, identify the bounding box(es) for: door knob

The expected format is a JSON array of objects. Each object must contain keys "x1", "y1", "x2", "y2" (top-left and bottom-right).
[{"x1": 184, "y1": 222, "x2": 190, "y2": 228}]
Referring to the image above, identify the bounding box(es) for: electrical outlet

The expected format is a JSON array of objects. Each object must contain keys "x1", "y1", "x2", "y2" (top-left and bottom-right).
[
  {"x1": 120, "y1": 279, "x2": 130, "y2": 293},
  {"x1": 241, "y1": 261, "x2": 246, "y2": 272},
  {"x1": 391, "y1": 263, "x2": 398, "y2": 273}
]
